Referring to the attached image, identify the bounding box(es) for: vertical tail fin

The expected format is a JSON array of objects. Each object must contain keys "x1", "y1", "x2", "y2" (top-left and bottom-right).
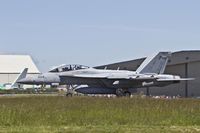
[
  {"x1": 11, "y1": 68, "x2": 28, "y2": 88},
  {"x1": 136, "y1": 52, "x2": 171, "y2": 74}
]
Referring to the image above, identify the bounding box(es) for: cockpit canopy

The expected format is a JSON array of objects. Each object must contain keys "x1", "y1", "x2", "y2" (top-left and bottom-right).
[{"x1": 49, "y1": 64, "x2": 90, "y2": 73}]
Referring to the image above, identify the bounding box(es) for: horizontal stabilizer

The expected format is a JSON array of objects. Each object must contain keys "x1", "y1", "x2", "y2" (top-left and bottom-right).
[{"x1": 157, "y1": 78, "x2": 195, "y2": 82}]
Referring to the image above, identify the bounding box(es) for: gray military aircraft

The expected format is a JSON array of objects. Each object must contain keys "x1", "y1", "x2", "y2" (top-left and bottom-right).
[
  {"x1": 18, "y1": 52, "x2": 193, "y2": 96},
  {"x1": 58, "y1": 52, "x2": 193, "y2": 96}
]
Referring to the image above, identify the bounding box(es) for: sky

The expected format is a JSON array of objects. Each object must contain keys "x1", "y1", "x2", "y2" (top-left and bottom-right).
[{"x1": 0, "y1": 0, "x2": 200, "y2": 72}]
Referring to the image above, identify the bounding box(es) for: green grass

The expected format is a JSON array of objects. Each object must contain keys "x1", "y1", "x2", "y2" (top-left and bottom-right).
[{"x1": 0, "y1": 96, "x2": 200, "y2": 132}]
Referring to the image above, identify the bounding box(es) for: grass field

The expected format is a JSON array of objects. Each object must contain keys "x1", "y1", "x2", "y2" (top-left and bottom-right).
[{"x1": 0, "y1": 96, "x2": 200, "y2": 132}]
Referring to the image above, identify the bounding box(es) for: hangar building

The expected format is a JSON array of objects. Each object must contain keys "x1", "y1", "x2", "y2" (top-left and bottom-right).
[
  {"x1": 0, "y1": 55, "x2": 40, "y2": 84},
  {"x1": 97, "y1": 50, "x2": 200, "y2": 97}
]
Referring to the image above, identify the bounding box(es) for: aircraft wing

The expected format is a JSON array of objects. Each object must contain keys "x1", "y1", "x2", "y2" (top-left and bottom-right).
[
  {"x1": 59, "y1": 74, "x2": 156, "y2": 88},
  {"x1": 66, "y1": 73, "x2": 156, "y2": 80},
  {"x1": 60, "y1": 74, "x2": 156, "y2": 81},
  {"x1": 107, "y1": 76, "x2": 155, "y2": 80},
  {"x1": 73, "y1": 74, "x2": 108, "y2": 78}
]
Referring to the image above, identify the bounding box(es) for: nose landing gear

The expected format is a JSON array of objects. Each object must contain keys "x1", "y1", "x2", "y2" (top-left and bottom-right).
[{"x1": 65, "y1": 85, "x2": 79, "y2": 97}]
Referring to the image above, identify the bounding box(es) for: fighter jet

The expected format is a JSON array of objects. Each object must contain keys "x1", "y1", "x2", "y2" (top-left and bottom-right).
[
  {"x1": 58, "y1": 52, "x2": 193, "y2": 96},
  {"x1": 18, "y1": 52, "x2": 193, "y2": 96}
]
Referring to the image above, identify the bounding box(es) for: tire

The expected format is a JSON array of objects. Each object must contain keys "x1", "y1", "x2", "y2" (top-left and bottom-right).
[
  {"x1": 116, "y1": 88, "x2": 124, "y2": 97},
  {"x1": 66, "y1": 93, "x2": 73, "y2": 97},
  {"x1": 124, "y1": 91, "x2": 131, "y2": 97}
]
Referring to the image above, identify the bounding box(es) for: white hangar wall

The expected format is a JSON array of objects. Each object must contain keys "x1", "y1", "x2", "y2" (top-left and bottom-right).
[{"x1": 0, "y1": 55, "x2": 40, "y2": 84}]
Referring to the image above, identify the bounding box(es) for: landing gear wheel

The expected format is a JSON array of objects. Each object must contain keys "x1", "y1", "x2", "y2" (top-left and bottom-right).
[
  {"x1": 116, "y1": 88, "x2": 131, "y2": 97},
  {"x1": 116, "y1": 88, "x2": 124, "y2": 97},
  {"x1": 66, "y1": 93, "x2": 73, "y2": 97},
  {"x1": 124, "y1": 91, "x2": 131, "y2": 97}
]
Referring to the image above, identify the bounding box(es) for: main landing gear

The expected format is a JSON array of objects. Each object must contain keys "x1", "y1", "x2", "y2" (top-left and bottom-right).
[
  {"x1": 116, "y1": 88, "x2": 131, "y2": 97},
  {"x1": 146, "y1": 87, "x2": 150, "y2": 96}
]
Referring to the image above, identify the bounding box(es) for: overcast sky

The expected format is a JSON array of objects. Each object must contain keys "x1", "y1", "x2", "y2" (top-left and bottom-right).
[{"x1": 0, "y1": 0, "x2": 200, "y2": 72}]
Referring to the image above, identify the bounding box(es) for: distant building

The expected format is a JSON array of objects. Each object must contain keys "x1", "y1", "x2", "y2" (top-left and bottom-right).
[
  {"x1": 96, "y1": 50, "x2": 200, "y2": 97},
  {"x1": 0, "y1": 55, "x2": 40, "y2": 84}
]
